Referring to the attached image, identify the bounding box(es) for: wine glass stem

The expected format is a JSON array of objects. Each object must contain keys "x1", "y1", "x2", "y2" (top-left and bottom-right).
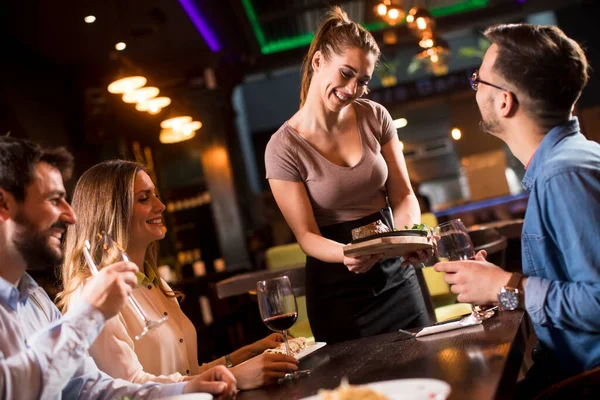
[
  {"x1": 128, "y1": 295, "x2": 149, "y2": 323},
  {"x1": 282, "y1": 330, "x2": 291, "y2": 357}
]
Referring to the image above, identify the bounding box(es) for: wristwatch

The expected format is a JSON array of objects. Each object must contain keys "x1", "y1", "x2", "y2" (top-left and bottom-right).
[
  {"x1": 224, "y1": 353, "x2": 234, "y2": 368},
  {"x1": 497, "y1": 272, "x2": 523, "y2": 311}
]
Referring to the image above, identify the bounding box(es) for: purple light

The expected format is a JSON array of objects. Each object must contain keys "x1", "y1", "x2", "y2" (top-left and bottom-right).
[{"x1": 178, "y1": 0, "x2": 221, "y2": 52}]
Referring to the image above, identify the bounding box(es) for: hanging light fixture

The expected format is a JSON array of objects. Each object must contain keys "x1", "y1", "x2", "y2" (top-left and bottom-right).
[
  {"x1": 374, "y1": 0, "x2": 406, "y2": 26},
  {"x1": 160, "y1": 115, "x2": 193, "y2": 130},
  {"x1": 136, "y1": 97, "x2": 172, "y2": 114},
  {"x1": 181, "y1": 121, "x2": 202, "y2": 136},
  {"x1": 159, "y1": 128, "x2": 196, "y2": 144},
  {"x1": 122, "y1": 86, "x2": 160, "y2": 104},
  {"x1": 416, "y1": 37, "x2": 450, "y2": 76},
  {"x1": 406, "y1": 7, "x2": 435, "y2": 35},
  {"x1": 107, "y1": 76, "x2": 147, "y2": 94}
]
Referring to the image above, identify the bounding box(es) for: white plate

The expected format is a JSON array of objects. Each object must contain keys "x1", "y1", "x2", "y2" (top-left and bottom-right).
[
  {"x1": 301, "y1": 378, "x2": 451, "y2": 400},
  {"x1": 296, "y1": 342, "x2": 327, "y2": 360},
  {"x1": 157, "y1": 394, "x2": 213, "y2": 400}
]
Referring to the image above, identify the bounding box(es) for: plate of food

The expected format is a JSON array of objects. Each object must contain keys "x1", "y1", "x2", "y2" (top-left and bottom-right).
[
  {"x1": 302, "y1": 378, "x2": 451, "y2": 400},
  {"x1": 264, "y1": 337, "x2": 326, "y2": 360}
]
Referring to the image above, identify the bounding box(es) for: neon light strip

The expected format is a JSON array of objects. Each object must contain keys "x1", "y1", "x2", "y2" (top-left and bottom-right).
[
  {"x1": 178, "y1": 0, "x2": 221, "y2": 52},
  {"x1": 244, "y1": 0, "x2": 489, "y2": 54}
]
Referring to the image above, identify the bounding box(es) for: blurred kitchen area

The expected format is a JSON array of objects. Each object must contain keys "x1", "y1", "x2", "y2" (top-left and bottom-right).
[{"x1": 2, "y1": 0, "x2": 599, "y2": 358}]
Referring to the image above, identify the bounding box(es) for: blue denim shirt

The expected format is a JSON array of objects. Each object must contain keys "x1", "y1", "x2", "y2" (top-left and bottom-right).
[
  {"x1": 0, "y1": 273, "x2": 186, "y2": 399},
  {"x1": 521, "y1": 117, "x2": 600, "y2": 374}
]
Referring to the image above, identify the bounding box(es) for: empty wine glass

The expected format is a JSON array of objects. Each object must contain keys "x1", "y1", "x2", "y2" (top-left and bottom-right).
[
  {"x1": 433, "y1": 219, "x2": 493, "y2": 320},
  {"x1": 82, "y1": 231, "x2": 168, "y2": 340},
  {"x1": 257, "y1": 276, "x2": 310, "y2": 383}
]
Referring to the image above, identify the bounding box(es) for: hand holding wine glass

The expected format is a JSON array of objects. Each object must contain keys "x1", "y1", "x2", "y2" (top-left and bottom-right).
[
  {"x1": 82, "y1": 231, "x2": 168, "y2": 340},
  {"x1": 81, "y1": 261, "x2": 138, "y2": 319},
  {"x1": 257, "y1": 276, "x2": 309, "y2": 383},
  {"x1": 432, "y1": 219, "x2": 494, "y2": 319}
]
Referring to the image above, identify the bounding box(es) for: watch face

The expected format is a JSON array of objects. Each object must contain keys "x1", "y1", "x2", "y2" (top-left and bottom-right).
[{"x1": 498, "y1": 290, "x2": 519, "y2": 310}]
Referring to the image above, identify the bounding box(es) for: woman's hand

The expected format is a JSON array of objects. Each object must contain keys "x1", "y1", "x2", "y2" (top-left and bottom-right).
[
  {"x1": 400, "y1": 249, "x2": 433, "y2": 266},
  {"x1": 231, "y1": 353, "x2": 299, "y2": 390},
  {"x1": 244, "y1": 333, "x2": 284, "y2": 358},
  {"x1": 343, "y1": 253, "x2": 383, "y2": 274}
]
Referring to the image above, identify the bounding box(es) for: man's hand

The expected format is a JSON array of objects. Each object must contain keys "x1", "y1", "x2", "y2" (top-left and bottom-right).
[
  {"x1": 184, "y1": 365, "x2": 237, "y2": 399},
  {"x1": 81, "y1": 261, "x2": 138, "y2": 319},
  {"x1": 231, "y1": 353, "x2": 298, "y2": 390},
  {"x1": 343, "y1": 254, "x2": 383, "y2": 274},
  {"x1": 433, "y1": 250, "x2": 512, "y2": 305}
]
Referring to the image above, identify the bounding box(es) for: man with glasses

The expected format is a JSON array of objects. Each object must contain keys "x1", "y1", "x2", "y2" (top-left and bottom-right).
[
  {"x1": 0, "y1": 137, "x2": 236, "y2": 399},
  {"x1": 435, "y1": 24, "x2": 600, "y2": 397}
]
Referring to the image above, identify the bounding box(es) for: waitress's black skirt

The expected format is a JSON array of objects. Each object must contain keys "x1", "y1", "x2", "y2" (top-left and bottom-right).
[{"x1": 305, "y1": 212, "x2": 429, "y2": 343}]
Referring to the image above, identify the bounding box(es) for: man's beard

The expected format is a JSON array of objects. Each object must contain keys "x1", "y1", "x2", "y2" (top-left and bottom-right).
[
  {"x1": 478, "y1": 100, "x2": 502, "y2": 136},
  {"x1": 12, "y1": 210, "x2": 65, "y2": 271}
]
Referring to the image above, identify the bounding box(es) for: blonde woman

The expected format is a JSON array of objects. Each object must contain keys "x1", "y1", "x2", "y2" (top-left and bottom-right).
[{"x1": 57, "y1": 160, "x2": 297, "y2": 389}]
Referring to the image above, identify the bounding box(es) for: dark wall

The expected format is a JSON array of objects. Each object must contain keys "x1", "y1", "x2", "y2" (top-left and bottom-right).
[{"x1": 557, "y1": 1, "x2": 600, "y2": 109}]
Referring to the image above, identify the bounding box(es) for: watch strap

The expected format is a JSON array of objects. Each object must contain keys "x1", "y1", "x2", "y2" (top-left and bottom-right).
[{"x1": 506, "y1": 272, "x2": 523, "y2": 291}]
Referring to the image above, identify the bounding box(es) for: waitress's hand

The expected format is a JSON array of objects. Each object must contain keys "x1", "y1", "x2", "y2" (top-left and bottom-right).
[
  {"x1": 343, "y1": 254, "x2": 383, "y2": 274},
  {"x1": 400, "y1": 249, "x2": 433, "y2": 266}
]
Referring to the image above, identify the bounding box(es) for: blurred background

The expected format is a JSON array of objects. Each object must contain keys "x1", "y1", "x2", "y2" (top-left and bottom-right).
[{"x1": 2, "y1": 0, "x2": 598, "y2": 361}]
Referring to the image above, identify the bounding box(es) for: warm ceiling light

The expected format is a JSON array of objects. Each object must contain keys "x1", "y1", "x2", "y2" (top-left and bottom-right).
[
  {"x1": 430, "y1": 54, "x2": 439, "y2": 63},
  {"x1": 452, "y1": 128, "x2": 462, "y2": 140},
  {"x1": 136, "y1": 97, "x2": 172, "y2": 113},
  {"x1": 181, "y1": 121, "x2": 202, "y2": 136},
  {"x1": 160, "y1": 116, "x2": 193, "y2": 130},
  {"x1": 376, "y1": 4, "x2": 387, "y2": 16},
  {"x1": 159, "y1": 128, "x2": 196, "y2": 144},
  {"x1": 383, "y1": 6, "x2": 405, "y2": 25},
  {"x1": 393, "y1": 118, "x2": 408, "y2": 129},
  {"x1": 407, "y1": 7, "x2": 435, "y2": 34},
  {"x1": 115, "y1": 42, "x2": 127, "y2": 51},
  {"x1": 419, "y1": 36, "x2": 434, "y2": 48},
  {"x1": 107, "y1": 76, "x2": 147, "y2": 94},
  {"x1": 84, "y1": 15, "x2": 96, "y2": 23},
  {"x1": 122, "y1": 87, "x2": 159, "y2": 104},
  {"x1": 398, "y1": 140, "x2": 404, "y2": 151}
]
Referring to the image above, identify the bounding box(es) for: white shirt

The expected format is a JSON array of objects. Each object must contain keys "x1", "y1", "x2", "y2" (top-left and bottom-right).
[
  {"x1": 0, "y1": 273, "x2": 186, "y2": 399},
  {"x1": 72, "y1": 278, "x2": 222, "y2": 384}
]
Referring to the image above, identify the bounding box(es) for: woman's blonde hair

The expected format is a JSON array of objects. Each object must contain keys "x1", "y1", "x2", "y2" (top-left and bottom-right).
[
  {"x1": 300, "y1": 6, "x2": 381, "y2": 107},
  {"x1": 56, "y1": 160, "x2": 178, "y2": 312}
]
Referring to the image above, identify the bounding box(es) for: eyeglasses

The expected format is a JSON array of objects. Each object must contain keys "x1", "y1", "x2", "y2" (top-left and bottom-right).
[{"x1": 469, "y1": 68, "x2": 510, "y2": 92}]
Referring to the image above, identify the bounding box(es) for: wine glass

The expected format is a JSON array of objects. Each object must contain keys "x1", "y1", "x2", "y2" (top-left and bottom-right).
[
  {"x1": 432, "y1": 219, "x2": 493, "y2": 320},
  {"x1": 82, "y1": 231, "x2": 168, "y2": 340},
  {"x1": 432, "y1": 219, "x2": 475, "y2": 261},
  {"x1": 257, "y1": 276, "x2": 309, "y2": 383}
]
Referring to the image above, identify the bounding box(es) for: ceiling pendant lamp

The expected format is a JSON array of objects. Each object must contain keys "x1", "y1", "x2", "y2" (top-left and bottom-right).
[
  {"x1": 159, "y1": 128, "x2": 196, "y2": 144},
  {"x1": 107, "y1": 76, "x2": 147, "y2": 94},
  {"x1": 122, "y1": 86, "x2": 160, "y2": 104},
  {"x1": 136, "y1": 97, "x2": 172, "y2": 114},
  {"x1": 406, "y1": 7, "x2": 435, "y2": 36},
  {"x1": 160, "y1": 115, "x2": 193, "y2": 130}
]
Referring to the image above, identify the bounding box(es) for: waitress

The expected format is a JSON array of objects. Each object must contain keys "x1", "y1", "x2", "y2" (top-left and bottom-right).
[{"x1": 264, "y1": 7, "x2": 429, "y2": 343}]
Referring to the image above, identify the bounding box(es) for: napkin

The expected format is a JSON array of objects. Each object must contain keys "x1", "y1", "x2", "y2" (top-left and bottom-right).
[{"x1": 415, "y1": 313, "x2": 482, "y2": 338}]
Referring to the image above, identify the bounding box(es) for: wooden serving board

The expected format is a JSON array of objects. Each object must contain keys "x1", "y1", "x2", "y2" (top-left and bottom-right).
[{"x1": 343, "y1": 236, "x2": 433, "y2": 258}]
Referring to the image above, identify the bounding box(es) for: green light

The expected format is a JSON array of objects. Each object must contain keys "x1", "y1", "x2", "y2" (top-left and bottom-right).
[
  {"x1": 241, "y1": 0, "x2": 266, "y2": 47},
  {"x1": 245, "y1": 0, "x2": 489, "y2": 54}
]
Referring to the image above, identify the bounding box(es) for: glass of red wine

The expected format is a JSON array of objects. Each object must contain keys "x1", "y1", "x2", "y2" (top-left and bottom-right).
[
  {"x1": 433, "y1": 219, "x2": 493, "y2": 320},
  {"x1": 257, "y1": 276, "x2": 305, "y2": 383}
]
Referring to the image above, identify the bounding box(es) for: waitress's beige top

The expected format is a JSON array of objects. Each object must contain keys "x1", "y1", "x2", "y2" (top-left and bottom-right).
[
  {"x1": 265, "y1": 99, "x2": 397, "y2": 227},
  {"x1": 70, "y1": 269, "x2": 225, "y2": 384}
]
